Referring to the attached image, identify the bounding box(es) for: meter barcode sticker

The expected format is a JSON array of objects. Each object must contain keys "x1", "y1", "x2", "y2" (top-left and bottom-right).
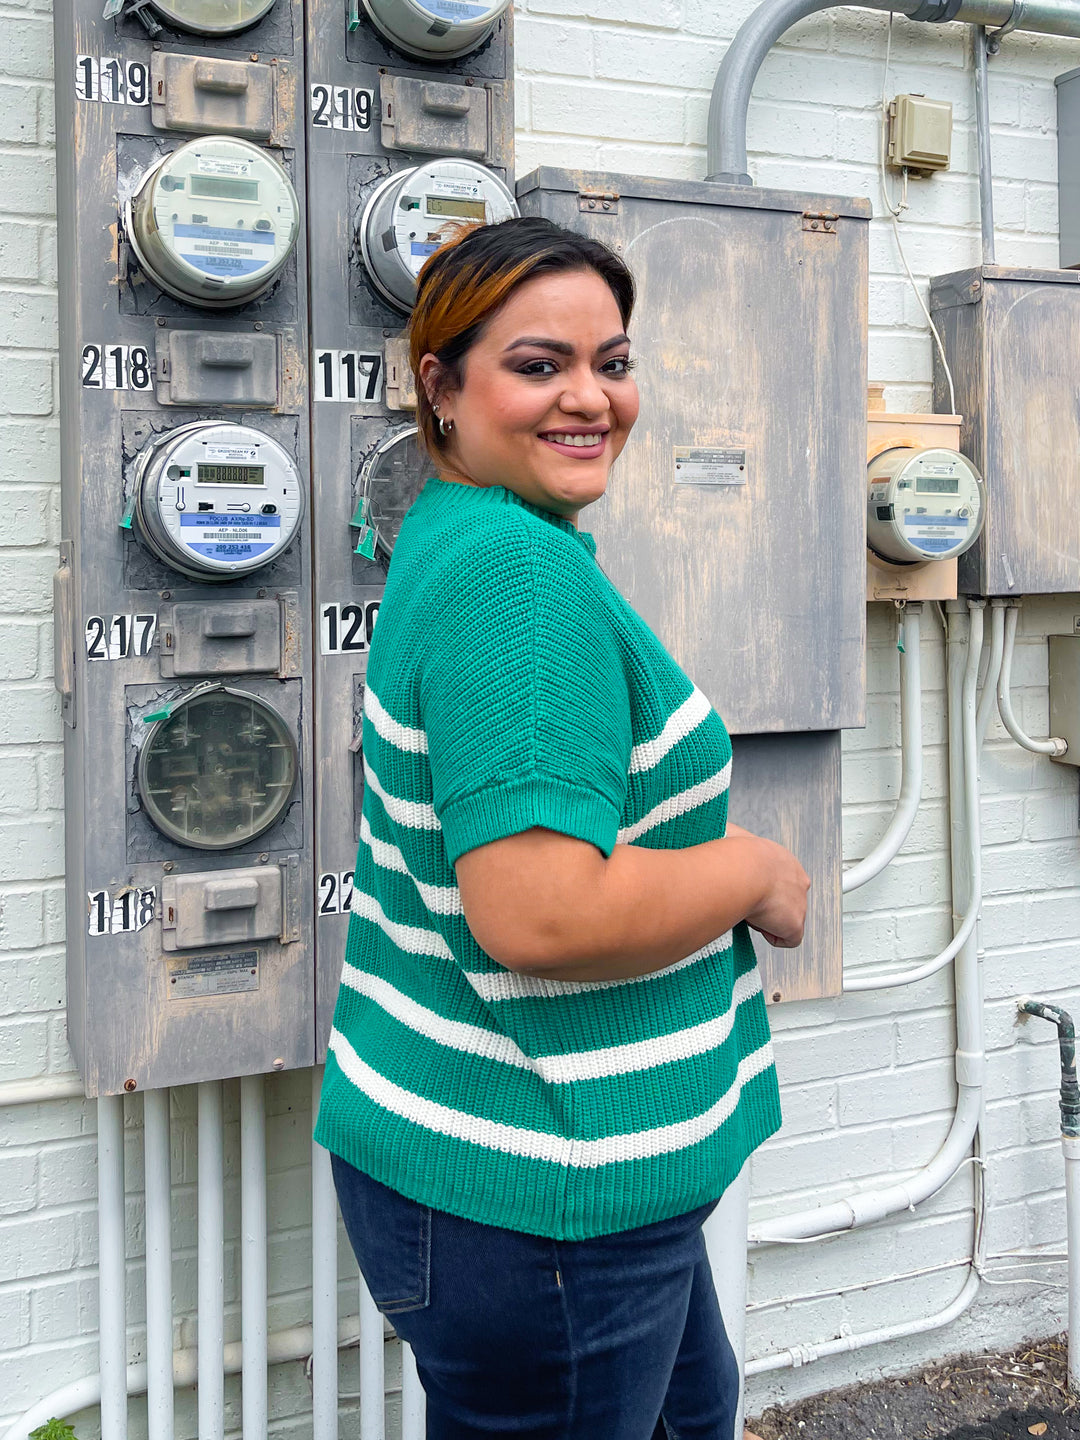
[
  {"x1": 87, "y1": 887, "x2": 156, "y2": 937},
  {"x1": 320, "y1": 601, "x2": 379, "y2": 654},
  {"x1": 309, "y1": 84, "x2": 373, "y2": 132},
  {"x1": 74, "y1": 56, "x2": 149, "y2": 105},
  {"x1": 673, "y1": 447, "x2": 747, "y2": 486},
  {"x1": 426, "y1": 0, "x2": 492, "y2": 16},
  {"x1": 197, "y1": 156, "x2": 252, "y2": 177},
  {"x1": 81, "y1": 344, "x2": 153, "y2": 391},
  {"x1": 314, "y1": 350, "x2": 383, "y2": 403},
  {"x1": 205, "y1": 445, "x2": 260, "y2": 464},
  {"x1": 168, "y1": 950, "x2": 259, "y2": 1000},
  {"x1": 432, "y1": 177, "x2": 482, "y2": 199},
  {"x1": 318, "y1": 870, "x2": 355, "y2": 915},
  {"x1": 85, "y1": 613, "x2": 157, "y2": 661}
]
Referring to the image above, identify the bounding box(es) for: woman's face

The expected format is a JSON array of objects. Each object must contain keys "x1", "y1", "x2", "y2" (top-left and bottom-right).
[{"x1": 421, "y1": 268, "x2": 639, "y2": 519}]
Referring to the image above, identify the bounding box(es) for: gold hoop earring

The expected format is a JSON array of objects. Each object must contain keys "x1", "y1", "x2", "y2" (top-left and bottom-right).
[{"x1": 438, "y1": 415, "x2": 455, "y2": 437}]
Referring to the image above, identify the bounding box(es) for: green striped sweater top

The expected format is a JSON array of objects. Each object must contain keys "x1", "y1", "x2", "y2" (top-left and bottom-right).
[{"x1": 315, "y1": 477, "x2": 781, "y2": 1240}]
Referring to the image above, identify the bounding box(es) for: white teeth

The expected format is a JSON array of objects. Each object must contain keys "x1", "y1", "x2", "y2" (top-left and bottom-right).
[{"x1": 544, "y1": 433, "x2": 602, "y2": 447}]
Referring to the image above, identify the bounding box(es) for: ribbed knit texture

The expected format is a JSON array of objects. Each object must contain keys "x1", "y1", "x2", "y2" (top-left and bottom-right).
[{"x1": 315, "y1": 478, "x2": 781, "y2": 1240}]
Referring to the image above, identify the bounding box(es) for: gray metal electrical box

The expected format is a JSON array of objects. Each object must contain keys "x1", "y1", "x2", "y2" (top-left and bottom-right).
[
  {"x1": 53, "y1": 0, "x2": 315, "y2": 1096},
  {"x1": 1057, "y1": 67, "x2": 1080, "y2": 269},
  {"x1": 930, "y1": 266, "x2": 1080, "y2": 596}
]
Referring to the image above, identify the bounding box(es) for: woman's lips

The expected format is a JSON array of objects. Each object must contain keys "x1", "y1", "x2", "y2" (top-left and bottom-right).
[{"x1": 538, "y1": 430, "x2": 608, "y2": 458}]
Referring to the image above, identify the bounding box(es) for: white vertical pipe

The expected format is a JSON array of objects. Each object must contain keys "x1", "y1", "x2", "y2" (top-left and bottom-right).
[
  {"x1": 197, "y1": 1081, "x2": 225, "y2": 1440},
  {"x1": 97, "y1": 1093, "x2": 128, "y2": 1440},
  {"x1": 240, "y1": 1074, "x2": 267, "y2": 1440},
  {"x1": 704, "y1": 1162, "x2": 750, "y2": 1438},
  {"x1": 359, "y1": 1277, "x2": 385, "y2": 1440},
  {"x1": 311, "y1": 1067, "x2": 339, "y2": 1440},
  {"x1": 400, "y1": 1343, "x2": 426, "y2": 1440},
  {"x1": 1064, "y1": 1135, "x2": 1080, "y2": 1392},
  {"x1": 142, "y1": 1089, "x2": 174, "y2": 1440}
]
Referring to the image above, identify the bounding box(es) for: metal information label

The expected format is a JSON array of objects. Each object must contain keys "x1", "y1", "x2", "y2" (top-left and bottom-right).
[
  {"x1": 167, "y1": 949, "x2": 260, "y2": 999},
  {"x1": 673, "y1": 447, "x2": 747, "y2": 486}
]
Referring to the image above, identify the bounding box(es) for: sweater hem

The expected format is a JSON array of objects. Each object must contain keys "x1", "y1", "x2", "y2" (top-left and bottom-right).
[{"x1": 440, "y1": 771, "x2": 621, "y2": 865}]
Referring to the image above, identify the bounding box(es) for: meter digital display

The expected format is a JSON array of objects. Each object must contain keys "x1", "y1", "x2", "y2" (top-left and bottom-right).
[
  {"x1": 127, "y1": 137, "x2": 299, "y2": 308},
  {"x1": 133, "y1": 421, "x2": 304, "y2": 580},
  {"x1": 360, "y1": 159, "x2": 518, "y2": 313},
  {"x1": 138, "y1": 686, "x2": 297, "y2": 850},
  {"x1": 360, "y1": 0, "x2": 510, "y2": 61},
  {"x1": 136, "y1": 0, "x2": 278, "y2": 36},
  {"x1": 356, "y1": 425, "x2": 428, "y2": 559},
  {"x1": 867, "y1": 446, "x2": 986, "y2": 565}
]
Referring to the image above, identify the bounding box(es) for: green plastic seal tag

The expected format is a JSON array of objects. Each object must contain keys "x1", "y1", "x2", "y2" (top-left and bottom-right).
[
  {"x1": 354, "y1": 526, "x2": 378, "y2": 559},
  {"x1": 120, "y1": 494, "x2": 137, "y2": 531}
]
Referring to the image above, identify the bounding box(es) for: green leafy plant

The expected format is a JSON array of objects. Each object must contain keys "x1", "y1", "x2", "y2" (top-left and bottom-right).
[{"x1": 29, "y1": 1421, "x2": 80, "y2": 1440}]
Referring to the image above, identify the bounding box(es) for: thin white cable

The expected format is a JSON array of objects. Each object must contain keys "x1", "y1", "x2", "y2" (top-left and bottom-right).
[
  {"x1": 879, "y1": 11, "x2": 957, "y2": 415},
  {"x1": 995, "y1": 602, "x2": 1068, "y2": 757}
]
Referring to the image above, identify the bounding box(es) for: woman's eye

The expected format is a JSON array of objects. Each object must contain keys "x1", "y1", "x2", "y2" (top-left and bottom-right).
[
  {"x1": 517, "y1": 358, "x2": 560, "y2": 377},
  {"x1": 601, "y1": 355, "x2": 635, "y2": 376}
]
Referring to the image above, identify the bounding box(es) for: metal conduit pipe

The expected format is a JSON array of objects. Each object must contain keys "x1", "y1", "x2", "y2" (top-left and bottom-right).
[
  {"x1": 311, "y1": 1067, "x2": 340, "y2": 1440},
  {"x1": 143, "y1": 1089, "x2": 174, "y2": 1440},
  {"x1": 0, "y1": 1315, "x2": 371, "y2": 1440},
  {"x1": 706, "y1": 0, "x2": 1080, "y2": 184},
  {"x1": 995, "y1": 601, "x2": 1068, "y2": 756},
  {"x1": 976, "y1": 592, "x2": 1005, "y2": 746},
  {"x1": 360, "y1": 1277, "x2": 386, "y2": 1440},
  {"x1": 401, "y1": 1344, "x2": 427, "y2": 1440},
  {"x1": 843, "y1": 604, "x2": 924, "y2": 894},
  {"x1": 0, "y1": 1074, "x2": 85, "y2": 1108},
  {"x1": 97, "y1": 1093, "x2": 128, "y2": 1440},
  {"x1": 973, "y1": 24, "x2": 997, "y2": 262},
  {"x1": 240, "y1": 1074, "x2": 268, "y2": 1440},
  {"x1": 751, "y1": 603, "x2": 986, "y2": 1244},
  {"x1": 197, "y1": 1081, "x2": 225, "y2": 1440}
]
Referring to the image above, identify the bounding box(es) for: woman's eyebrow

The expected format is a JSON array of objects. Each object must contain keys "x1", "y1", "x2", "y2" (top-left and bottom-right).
[{"x1": 502, "y1": 333, "x2": 631, "y2": 356}]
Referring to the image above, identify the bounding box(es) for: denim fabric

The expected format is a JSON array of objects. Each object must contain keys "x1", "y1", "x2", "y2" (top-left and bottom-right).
[{"x1": 331, "y1": 1153, "x2": 740, "y2": 1440}]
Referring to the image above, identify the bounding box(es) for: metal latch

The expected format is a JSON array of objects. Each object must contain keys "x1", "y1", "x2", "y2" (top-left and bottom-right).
[
  {"x1": 802, "y1": 211, "x2": 839, "y2": 234},
  {"x1": 579, "y1": 190, "x2": 620, "y2": 215}
]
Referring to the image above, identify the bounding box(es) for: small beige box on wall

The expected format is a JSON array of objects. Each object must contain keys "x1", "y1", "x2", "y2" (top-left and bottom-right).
[{"x1": 888, "y1": 94, "x2": 953, "y2": 175}]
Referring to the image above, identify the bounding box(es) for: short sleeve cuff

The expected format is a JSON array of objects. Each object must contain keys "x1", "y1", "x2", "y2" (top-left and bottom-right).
[{"x1": 439, "y1": 772, "x2": 622, "y2": 866}]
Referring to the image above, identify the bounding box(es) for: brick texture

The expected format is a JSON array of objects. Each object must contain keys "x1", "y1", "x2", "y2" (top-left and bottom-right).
[{"x1": 1, "y1": 0, "x2": 1078, "y2": 1431}]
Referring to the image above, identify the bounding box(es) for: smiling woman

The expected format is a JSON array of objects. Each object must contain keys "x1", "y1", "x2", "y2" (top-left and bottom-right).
[{"x1": 314, "y1": 216, "x2": 809, "y2": 1440}]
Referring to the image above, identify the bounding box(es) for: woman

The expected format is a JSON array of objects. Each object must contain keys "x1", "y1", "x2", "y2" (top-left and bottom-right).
[{"x1": 316, "y1": 216, "x2": 810, "y2": 1440}]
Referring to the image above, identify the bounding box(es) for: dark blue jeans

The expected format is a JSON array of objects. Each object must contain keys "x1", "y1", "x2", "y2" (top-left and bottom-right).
[{"x1": 331, "y1": 1154, "x2": 740, "y2": 1440}]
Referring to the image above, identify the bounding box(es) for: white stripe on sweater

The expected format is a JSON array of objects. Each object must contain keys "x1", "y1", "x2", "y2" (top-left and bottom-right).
[
  {"x1": 359, "y1": 813, "x2": 463, "y2": 915},
  {"x1": 629, "y1": 688, "x2": 713, "y2": 774},
  {"x1": 329, "y1": 1024, "x2": 775, "y2": 1167},
  {"x1": 364, "y1": 686, "x2": 429, "y2": 754},
  {"x1": 364, "y1": 758, "x2": 440, "y2": 831},
  {"x1": 340, "y1": 957, "x2": 760, "y2": 1083},
  {"x1": 617, "y1": 760, "x2": 732, "y2": 844},
  {"x1": 460, "y1": 930, "x2": 734, "y2": 1003},
  {"x1": 350, "y1": 889, "x2": 454, "y2": 961}
]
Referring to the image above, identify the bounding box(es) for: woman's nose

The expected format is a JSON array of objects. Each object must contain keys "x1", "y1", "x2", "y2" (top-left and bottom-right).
[{"x1": 558, "y1": 366, "x2": 608, "y2": 416}]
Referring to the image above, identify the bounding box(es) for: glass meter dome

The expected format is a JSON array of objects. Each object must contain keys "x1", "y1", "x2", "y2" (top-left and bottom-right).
[
  {"x1": 360, "y1": 158, "x2": 517, "y2": 312},
  {"x1": 867, "y1": 446, "x2": 986, "y2": 565},
  {"x1": 357, "y1": 425, "x2": 428, "y2": 558},
  {"x1": 137, "y1": 0, "x2": 278, "y2": 32},
  {"x1": 127, "y1": 136, "x2": 299, "y2": 307},
  {"x1": 360, "y1": 0, "x2": 510, "y2": 61},
  {"x1": 137, "y1": 686, "x2": 297, "y2": 849}
]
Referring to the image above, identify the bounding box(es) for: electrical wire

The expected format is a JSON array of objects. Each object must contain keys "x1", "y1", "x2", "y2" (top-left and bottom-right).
[{"x1": 879, "y1": 11, "x2": 958, "y2": 415}]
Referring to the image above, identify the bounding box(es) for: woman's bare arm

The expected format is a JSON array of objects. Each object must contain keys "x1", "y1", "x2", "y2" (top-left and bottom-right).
[{"x1": 454, "y1": 825, "x2": 810, "y2": 982}]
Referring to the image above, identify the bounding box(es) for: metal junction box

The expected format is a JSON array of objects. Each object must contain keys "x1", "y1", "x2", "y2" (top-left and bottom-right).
[
  {"x1": 1057, "y1": 66, "x2": 1080, "y2": 269},
  {"x1": 519, "y1": 169, "x2": 872, "y2": 1004},
  {"x1": 930, "y1": 266, "x2": 1080, "y2": 596}
]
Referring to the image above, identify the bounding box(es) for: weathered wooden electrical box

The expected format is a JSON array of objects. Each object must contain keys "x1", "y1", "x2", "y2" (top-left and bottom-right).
[{"x1": 930, "y1": 266, "x2": 1080, "y2": 597}]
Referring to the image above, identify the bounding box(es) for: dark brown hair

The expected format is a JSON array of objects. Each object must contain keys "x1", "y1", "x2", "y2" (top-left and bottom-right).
[{"x1": 408, "y1": 216, "x2": 635, "y2": 456}]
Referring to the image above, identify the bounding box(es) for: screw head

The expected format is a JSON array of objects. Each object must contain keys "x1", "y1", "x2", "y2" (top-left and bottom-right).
[
  {"x1": 258, "y1": 853, "x2": 269, "y2": 864},
  {"x1": 272, "y1": 1058, "x2": 285, "y2": 1071},
  {"x1": 253, "y1": 321, "x2": 263, "y2": 331},
  {"x1": 162, "y1": 861, "x2": 174, "y2": 872},
  {"x1": 124, "y1": 1078, "x2": 138, "y2": 1092},
  {"x1": 772, "y1": 990, "x2": 782, "y2": 1003},
  {"x1": 156, "y1": 317, "x2": 167, "y2": 327},
  {"x1": 160, "y1": 590, "x2": 172, "y2": 600}
]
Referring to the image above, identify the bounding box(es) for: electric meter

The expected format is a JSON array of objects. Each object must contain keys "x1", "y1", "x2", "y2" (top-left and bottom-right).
[
  {"x1": 867, "y1": 446, "x2": 985, "y2": 565},
  {"x1": 360, "y1": 159, "x2": 518, "y2": 312},
  {"x1": 133, "y1": 421, "x2": 304, "y2": 581},
  {"x1": 134, "y1": 0, "x2": 277, "y2": 33},
  {"x1": 137, "y1": 685, "x2": 298, "y2": 849},
  {"x1": 127, "y1": 137, "x2": 299, "y2": 307},
  {"x1": 360, "y1": 0, "x2": 510, "y2": 61},
  {"x1": 357, "y1": 425, "x2": 428, "y2": 558}
]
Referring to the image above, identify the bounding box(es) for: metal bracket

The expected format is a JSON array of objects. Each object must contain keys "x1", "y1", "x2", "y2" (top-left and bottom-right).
[
  {"x1": 986, "y1": 0, "x2": 1025, "y2": 53},
  {"x1": 802, "y1": 211, "x2": 838, "y2": 234},
  {"x1": 578, "y1": 190, "x2": 620, "y2": 215}
]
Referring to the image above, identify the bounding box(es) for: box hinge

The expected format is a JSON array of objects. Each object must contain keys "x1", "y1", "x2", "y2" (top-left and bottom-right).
[
  {"x1": 579, "y1": 190, "x2": 620, "y2": 215},
  {"x1": 802, "y1": 211, "x2": 839, "y2": 234}
]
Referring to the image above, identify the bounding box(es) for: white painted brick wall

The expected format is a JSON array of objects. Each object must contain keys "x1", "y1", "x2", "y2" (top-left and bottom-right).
[{"x1": 4, "y1": 0, "x2": 1080, "y2": 1430}]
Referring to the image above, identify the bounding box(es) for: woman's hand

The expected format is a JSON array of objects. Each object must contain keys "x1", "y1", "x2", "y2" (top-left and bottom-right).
[{"x1": 724, "y1": 823, "x2": 810, "y2": 949}]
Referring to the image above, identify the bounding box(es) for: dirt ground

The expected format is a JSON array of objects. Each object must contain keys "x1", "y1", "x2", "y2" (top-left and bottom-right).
[{"x1": 748, "y1": 1333, "x2": 1078, "y2": 1440}]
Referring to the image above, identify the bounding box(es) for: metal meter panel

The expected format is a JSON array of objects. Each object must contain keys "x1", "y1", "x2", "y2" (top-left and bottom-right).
[
  {"x1": 517, "y1": 169, "x2": 870, "y2": 736},
  {"x1": 930, "y1": 266, "x2": 1080, "y2": 596},
  {"x1": 54, "y1": 0, "x2": 315, "y2": 1095},
  {"x1": 866, "y1": 446, "x2": 985, "y2": 565},
  {"x1": 305, "y1": 0, "x2": 514, "y2": 1055}
]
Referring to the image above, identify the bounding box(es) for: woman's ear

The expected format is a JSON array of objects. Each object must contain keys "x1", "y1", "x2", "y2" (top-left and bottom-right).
[{"x1": 418, "y1": 353, "x2": 443, "y2": 409}]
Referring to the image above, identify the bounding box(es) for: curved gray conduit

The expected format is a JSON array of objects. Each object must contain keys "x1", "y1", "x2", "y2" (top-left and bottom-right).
[{"x1": 707, "y1": 0, "x2": 1080, "y2": 184}]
